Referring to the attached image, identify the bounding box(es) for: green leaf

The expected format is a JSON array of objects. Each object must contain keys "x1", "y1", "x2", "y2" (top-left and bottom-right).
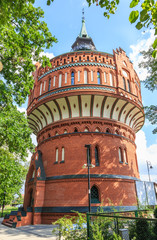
[
  {"x1": 136, "y1": 22, "x2": 143, "y2": 29},
  {"x1": 129, "y1": 10, "x2": 139, "y2": 23},
  {"x1": 140, "y1": 9, "x2": 149, "y2": 22},
  {"x1": 152, "y1": 50, "x2": 157, "y2": 58},
  {"x1": 152, "y1": 38, "x2": 157, "y2": 49},
  {"x1": 130, "y1": 0, "x2": 139, "y2": 8}
]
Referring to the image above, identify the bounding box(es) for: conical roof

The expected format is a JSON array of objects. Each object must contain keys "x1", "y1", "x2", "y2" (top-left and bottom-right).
[{"x1": 71, "y1": 13, "x2": 97, "y2": 52}]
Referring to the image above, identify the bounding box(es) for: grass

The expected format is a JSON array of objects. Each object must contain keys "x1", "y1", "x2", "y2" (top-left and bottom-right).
[{"x1": 0, "y1": 206, "x2": 18, "y2": 218}]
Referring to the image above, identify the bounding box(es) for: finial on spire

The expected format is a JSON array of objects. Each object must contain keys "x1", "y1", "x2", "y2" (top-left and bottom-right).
[{"x1": 82, "y1": 8, "x2": 85, "y2": 21}]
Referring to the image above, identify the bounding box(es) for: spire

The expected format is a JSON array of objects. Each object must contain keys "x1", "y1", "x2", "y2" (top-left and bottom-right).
[
  {"x1": 71, "y1": 9, "x2": 97, "y2": 52},
  {"x1": 79, "y1": 8, "x2": 89, "y2": 38}
]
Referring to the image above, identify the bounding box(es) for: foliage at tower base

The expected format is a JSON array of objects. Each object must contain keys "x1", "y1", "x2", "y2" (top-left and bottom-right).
[{"x1": 0, "y1": 148, "x2": 27, "y2": 216}]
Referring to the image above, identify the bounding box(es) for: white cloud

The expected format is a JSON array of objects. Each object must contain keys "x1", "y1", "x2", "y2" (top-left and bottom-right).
[
  {"x1": 82, "y1": 0, "x2": 88, "y2": 7},
  {"x1": 40, "y1": 51, "x2": 55, "y2": 60},
  {"x1": 17, "y1": 106, "x2": 26, "y2": 114},
  {"x1": 129, "y1": 30, "x2": 155, "y2": 81},
  {"x1": 136, "y1": 130, "x2": 157, "y2": 183}
]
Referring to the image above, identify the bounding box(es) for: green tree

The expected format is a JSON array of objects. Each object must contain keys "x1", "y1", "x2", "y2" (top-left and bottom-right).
[
  {"x1": 139, "y1": 47, "x2": 157, "y2": 134},
  {"x1": 86, "y1": 0, "x2": 157, "y2": 57},
  {"x1": 0, "y1": 1, "x2": 57, "y2": 206},
  {"x1": 0, "y1": 147, "x2": 27, "y2": 217},
  {"x1": 0, "y1": 1, "x2": 57, "y2": 156},
  {"x1": 0, "y1": 2, "x2": 57, "y2": 105}
]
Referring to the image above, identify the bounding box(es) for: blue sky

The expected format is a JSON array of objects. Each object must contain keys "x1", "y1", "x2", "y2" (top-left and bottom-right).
[{"x1": 26, "y1": 0, "x2": 156, "y2": 182}]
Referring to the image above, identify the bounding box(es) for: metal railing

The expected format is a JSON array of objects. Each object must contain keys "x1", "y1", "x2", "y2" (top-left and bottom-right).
[{"x1": 87, "y1": 211, "x2": 157, "y2": 240}]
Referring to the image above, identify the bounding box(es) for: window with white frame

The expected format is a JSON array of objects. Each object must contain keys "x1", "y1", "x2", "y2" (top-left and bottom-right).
[
  {"x1": 109, "y1": 73, "x2": 113, "y2": 86},
  {"x1": 59, "y1": 74, "x2": 62, "y2": 87},
  {"x1": 118, "y1": 148, "x2": 123, "y2": 163},
  {"x1": 55, "y1": 148, "x2": 58, "y2": 162},
  {"x1": 65, "y1": 72, "x2": 67, "y2": 84},
  {"x1": 91, "y1": 70, "x2": 94, "y2": 82},
  {"x1": 123, "y1": 149, "x2": 127, "y2": 164},
  {"x1": 104, "y1": 72, "x2": 107, "y2": 83},
  {"x1": 123, "y1": 77, "x2": 126, "y2": 90},
  {"x1": 53, "y1": 76, "x2": 56, "y2": 87},
  {"x1": 84, "y1": 70, "x2": 88, "y2": 84},
  {"x1": 62, "y1": 147, "x2": 65, "y2": 161},
  {"x1": 43, "y1": 80, "x2": 46, "y2": 91},
  {"x1": 40, "y1": 83, "x2": 42, "y2": 95},
  {"x1": 127, "y1": 80, "x2": 131, "y2": 92},
  {"x1": 78, "y1": 71, "x2": 80, "y2": 82},
  {"x1": 48, "y1": 78, "x2": 51, "y2": 91}
]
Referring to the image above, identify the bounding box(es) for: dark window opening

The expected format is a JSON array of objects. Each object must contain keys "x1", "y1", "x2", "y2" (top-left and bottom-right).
[
  {"x1": 95, "y1": 147, "x2": 99, "y2": 166},
  {"x1": 48, "y1": 78, "x2": 51, "y2": 91},
  {"x1": 71, "y1": 71, "x2": 74, "y2": 85},
  {"x1": 57, "y1": 61, "x2": 59, "y2": 66},
  {"x1": 87, "y1": 56, "x2": 89, "y2": 61},
  {"x1": 74, "y1": 128, "x2": 78, "y2": 132},
  {"x1": 97, "y1": 71, "x2": 100, "y2": 84},
  {"x1": 95, "y1": 57, "x2": 97, "y2": 62},
  {"x1": 106, "y1": 128, "x2": 110, "y2": 133},
  {"x1": 79, "y1": 56, "x2": 81, "y2": 62},
  {"x1": 91, "y1": 186, "x2": 100, "y2": 203},
  {"x1": 123, "y1": 77, "x2": 126, "y2": 90},
  {"x1": 64, "y1": 59, "x2": 66, "y2": 64},
  {"x1": 127, "y1": 80, "x2": 131, "y2": 92},
  {"x1": 71, "y1": 57, "x2": 73, "y2": 62}
]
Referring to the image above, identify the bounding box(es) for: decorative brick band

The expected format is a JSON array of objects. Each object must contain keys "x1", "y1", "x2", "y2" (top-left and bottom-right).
[
  {"x1": 38, "y1": 86, "x2": 115, "y2": 101},
  {"x1": 34, "y1": 205, "x2": 138, "y2": 213},
  {"x1": 38, "y1": 62, "x2": 116, "y2": 81},
  {"x1": 46, "y1": 174, "x2": 139, "y2": 181}
]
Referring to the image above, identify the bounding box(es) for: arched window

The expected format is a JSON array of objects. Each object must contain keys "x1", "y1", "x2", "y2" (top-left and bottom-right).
[
  {"x1": 84, "y1": 70, "x2": 88, "y2": 84},
  {"x1": 55, "y1": 148, "x2": 58, "y2": 162},
  {"x1": 74, "y1": 128, "x2": 78, "y2": 132},
  {"x1": 104, "y1": 72, "x2": 107, "y2": 83},
  {"x1": 59, "y1": 74, "x2": 62, "y2": 87},
  {"x1": 48, "y1": 133, "x2": 51, "y2": 138},
  {"x1": 84, "y1": 127, "x2": 89, "y2": 132},
  {"x1": 65, "y1": 72, "x2": 67, "y2": 83},
  {"x1": 109, "y1": 73, "x2": 113, "y2": 86},
  {"x1": 95, "y1": 128, "x2": 100, "y2": 132},
  {"x1": 118, "y1": 148, "x2": 123, "y2": 163},
  {"x1": 123, "y1": 149, "x2": 127, "y2": 164},
  {"x1": 123, "y1": 77, "x2": 126, "y2": 90},
  {"x1": 127, "y1": 80, "x2": 131, "y2": 92},
  {"x1": 106, "y1": 128, "x2": 110, "y2": 133},
  {"x1": 79, "y1": 56, "x2": 81, "y2": 62},
  {"x1": 62, "y1": 147, "x2": 65, "y2": 162},
  {"x1": 53, "y1": 76, "x2": 56, "y2": 86},
  {"x1": 91, "y1": 186, "x2": 100, "y2": 203},
  {"x1": 95, "y1": 57, "x2": 97, "y2": 62},
  {"x1": 48, "y1": 78, "x2": 51, "y2": 91},
  {"x1": 97, "y1": 71, "x2": 100, "y2": 84},
  {"x1": 40, "y1": 83, "x2": 42, "y2": 95},
  {"x1": 78, "y1": 71, "x2": 80, "y2": 82},
  {"x1": 71, "y1": 72, "x2": 74, "y2": 85},
  {"x1": 95, "y1": 147, "x2": 99, "y2": 166},
  {"x1": 91, "y1": 70, "x2": 94, "y2": 82},
  {"x1": 71, "y1": 57, "x2": 73, "y2": 62},
  {"x1": 87, "y1": 56, "x2": 89, "y2": 61},
  {"x1": 43, "y1": 80, "x2": 46, "y2": 91}
]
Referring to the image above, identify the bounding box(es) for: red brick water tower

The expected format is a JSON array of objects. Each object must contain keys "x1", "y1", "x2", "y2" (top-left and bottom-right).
[{"x1": 3, "y1": 15, "x2": 144, "y2": 227}]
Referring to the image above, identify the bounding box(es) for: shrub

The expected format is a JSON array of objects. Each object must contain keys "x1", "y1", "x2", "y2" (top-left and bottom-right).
[{"x1": 136, "y1": 218, "x2": 151, "y2": 240}]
